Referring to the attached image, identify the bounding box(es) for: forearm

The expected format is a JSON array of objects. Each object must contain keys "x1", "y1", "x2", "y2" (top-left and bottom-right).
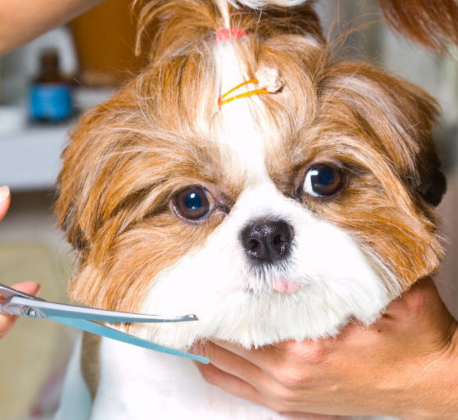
[
  {"x1": 407, "y1": 324, "x2": 458, "y2": 420},
  {"x1": 0, "y1": 0, "x2": 105, "y2": 57}
]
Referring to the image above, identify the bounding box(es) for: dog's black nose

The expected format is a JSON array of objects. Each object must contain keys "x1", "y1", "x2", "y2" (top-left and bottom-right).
[{"x1": 240, "y1": 219, "x2": 294, "y2": 264}]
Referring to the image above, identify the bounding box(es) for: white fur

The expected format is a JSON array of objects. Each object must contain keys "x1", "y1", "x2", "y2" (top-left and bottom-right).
[
  {"x1": 56, "y1": 336, "x2": 396, "y2": 420},
  {"x1": 216, "y1": 42, "x2": 272, "y2": 184},
  {"x1": 133, "y1": 43, "x2": 399, "y2": 350},
  {"x1": 136, "y1": 182, "x2": 396, "y2": 349},
  {"x1": 90, "y1": 338, "x2": 298, "y2": 420},
  {"x1": 58, "y1": 30, "x2": 402, "y2": 420},
  {"x1": 55, "y1": 336, "x2": 92, "y2": 420}
]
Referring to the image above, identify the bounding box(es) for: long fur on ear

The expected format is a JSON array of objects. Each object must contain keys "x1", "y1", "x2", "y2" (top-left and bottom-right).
[
  {"x1": 318, "y1": 61, "x2": 447, "y2": 209},
  {"x1": 413, "y1": 148, "x2": 447, "y2": 207},
  {"x1": 378, "y1": 0, "x2": 458, "y2": 54}
]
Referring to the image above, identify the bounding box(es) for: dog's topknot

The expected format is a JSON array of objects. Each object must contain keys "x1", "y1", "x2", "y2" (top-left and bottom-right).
[
  {"x1": 134, "y1": 0, "x2": 323, "y2": 61},
  {"x1": 228, "y1": 0, "x2": 309, "y2": 8}
]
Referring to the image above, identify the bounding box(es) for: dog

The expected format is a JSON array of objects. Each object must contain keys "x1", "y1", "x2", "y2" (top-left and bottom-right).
[{"x1": 54, "y1": 1, "x2": 446, "y2": 419}]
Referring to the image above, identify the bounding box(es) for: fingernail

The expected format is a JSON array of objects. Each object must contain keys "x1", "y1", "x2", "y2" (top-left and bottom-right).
[
  {"x1": 0, "y1": 186, "x2": 10, "y2": 202},
  {"x1": 32, "y1": 283, "x2": 42, "y2": 296}
]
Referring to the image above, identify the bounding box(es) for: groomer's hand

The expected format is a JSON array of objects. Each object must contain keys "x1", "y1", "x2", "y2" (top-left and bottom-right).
[
  {"x1": 0, "y1": 0, "x2": 105, "y2": 56},
  {"x1": 0, "y1": 185, "x2": 10, "y2": 222},
  {"x1": 194, "y1": 278, "x2": 458, "y2": 420},
  {"x1": 0, "y1": 186, "x2": 41, "y2": 339}
]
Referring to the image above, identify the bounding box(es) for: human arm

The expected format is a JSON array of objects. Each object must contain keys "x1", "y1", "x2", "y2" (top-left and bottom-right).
[
  {"x1": 194, "y1": 278, "x2": 458, "y2": 420},
  {"x1": 0, "y1": 0, "x2": 105, "y2": 57},
  {"x1": 0, "y1": 186, "x2": 41, "y2": 339}
]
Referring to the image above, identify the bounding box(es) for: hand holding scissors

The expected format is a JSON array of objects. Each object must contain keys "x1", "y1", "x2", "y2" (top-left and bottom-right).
[
  {"x1": 0, "y1": 187, "x2": 36, "y2": 339},
  {"x1": 0, "y1": 282, "x2": 209, "y2": 363},
  {"x1": 0, "y1": 186, "x2": 208, "y2": 363},
  {"x1": 0, "y1": 281, "x2": 40, "y2": 339}
]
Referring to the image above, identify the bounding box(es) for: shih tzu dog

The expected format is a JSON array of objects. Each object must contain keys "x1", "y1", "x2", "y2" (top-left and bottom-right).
[{"x1": 54, "y1": 0, "x2": 447, "y2": 419}]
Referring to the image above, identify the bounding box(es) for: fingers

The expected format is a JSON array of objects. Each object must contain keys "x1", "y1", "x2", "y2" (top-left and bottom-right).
[
  {"x1": 0, "y1": 281, "x2": 41, "y2": 339},
  {"x1": 194, "y1": 362, "x2": 262, "y2": 404},
  {"x1": 381, "y1": 277, "x2": 442, "y2": 324},
  {"x1": 211, "y1": 339, "x2": 334, "y2": 379},
  {"x1": 9, "y1": 281, "x2": 41, "y2": 296},
  {"x1": 193, "y1": 341, "x2": 337, "y2": 415},
  {"x1": 0, "y1": 185, "x2": 11, "y2": 222},
  {"x1": 0, "y1": 185, "x2": 12, "y2": 338},
  {"x1": 210, "y1": 340, "x2": 281, "y2": 372},
  {"x1": 195, "y1": 361, "x2": 337, "y2": 420},
  {"x1": 193, "y1": 341, "x2": 266, "y2": 388},
  {"x1": 195, "y1": 340, "x2": 324, "y2": 398},
  {"x1": 0, "y1": 310, "x2": 20, "y2": 339},
  {"x1": 193, "y1": 343, "x2": 292, "y2": 413}
]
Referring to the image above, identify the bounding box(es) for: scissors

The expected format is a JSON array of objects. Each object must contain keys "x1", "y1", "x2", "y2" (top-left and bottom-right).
[{"x1": 0, "y1": 283, "x2": 209, "y2": 364}]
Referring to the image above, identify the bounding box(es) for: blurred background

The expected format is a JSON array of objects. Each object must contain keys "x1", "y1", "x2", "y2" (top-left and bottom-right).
[{"x1": 0, "y1": 0, "x2": 457, "y2": 419}]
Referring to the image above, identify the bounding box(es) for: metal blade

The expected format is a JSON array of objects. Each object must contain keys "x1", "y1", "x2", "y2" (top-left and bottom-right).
[
  {"x1": 0, "y1": 283, "x2": 45, "y2": 301},
  {"x1": 7, "y1": 296, "x2": 198, "y2": 323},
  {"x1": 48, "y1": 316, "x2": 209, "y2": 364}
]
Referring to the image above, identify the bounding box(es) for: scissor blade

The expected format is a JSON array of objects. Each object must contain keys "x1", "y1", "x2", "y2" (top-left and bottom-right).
[
  {"x1": 6, "y1": 296, "x2": 197, "y2": 323},
  {"x1": 48, "y1": 316, "x2": 209, "y2": 364},
  {"x1": 0, "y1": 283, "x2": 45, "y2": 301}
]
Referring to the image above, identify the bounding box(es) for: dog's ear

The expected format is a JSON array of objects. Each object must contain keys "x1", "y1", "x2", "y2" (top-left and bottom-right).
[
  {"x1": 55, "y1": 108, "x2": 104, "y2": 254},
  {"x1": 394, "y1": 78, "x2": 447, "y2": 208},
  {"x1": 320, "y1": 62, "x2": 446, "y2": 208},
  {"x1": 55, "y1": 86, "x2": 138, "y2": 254},
  {"x1": 411, "y1": 146, "x2": 447, "y2": 207}
]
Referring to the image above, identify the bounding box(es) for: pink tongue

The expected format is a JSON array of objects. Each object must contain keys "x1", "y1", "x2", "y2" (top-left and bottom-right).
[{"x1": 273, "y1": 278, "x2": 300, "y2": 294}]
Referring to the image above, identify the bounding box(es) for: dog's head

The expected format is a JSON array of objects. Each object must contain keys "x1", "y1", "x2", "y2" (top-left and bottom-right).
[{"x1": 56, "y1": 0, "x2": 445, "y2": 349}]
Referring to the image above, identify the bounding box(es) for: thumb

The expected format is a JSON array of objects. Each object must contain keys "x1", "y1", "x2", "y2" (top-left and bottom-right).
[
  {"x1": 0, "y1": 186, "x2": 11, "y2": 222},
  {"x1": 10, "y1": 281, "x2": 41, "y2": 297}
]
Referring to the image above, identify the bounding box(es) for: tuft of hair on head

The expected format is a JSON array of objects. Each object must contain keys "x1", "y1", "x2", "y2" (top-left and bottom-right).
[
  {"x1": 134, "y1": 0, "x2": 323, "y2": 60},
  {"x1": 378, "y1": 0, "x2": 458, "y2": 54},
  {"x1": 255, "y1": 67, "x2": 283, "y2": 93},
  {"x1": 134, "y1": 0, "x2": 223, "y2": 61},
  {"x1": 228, "y1": 0, "x2": 309, "y2": 8}
]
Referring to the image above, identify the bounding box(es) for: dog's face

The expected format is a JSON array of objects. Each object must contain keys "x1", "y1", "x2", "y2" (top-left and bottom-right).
[{"x1": 56, "y1": 1, "x2": 445, "y2": 349}]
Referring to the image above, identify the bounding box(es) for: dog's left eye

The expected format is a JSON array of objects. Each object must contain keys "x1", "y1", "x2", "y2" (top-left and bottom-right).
[
  {"x1": 303, "y1": 164, "x2": 343, "y2": 198},
  {"x1": 173, "y1": 186, "x2": 211, "y2": 221}
]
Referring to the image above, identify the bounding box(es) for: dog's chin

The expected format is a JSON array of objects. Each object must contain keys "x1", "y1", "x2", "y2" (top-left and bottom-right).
[{"x1": 131, "y1": 276, "x2": 392, "y2": 350}]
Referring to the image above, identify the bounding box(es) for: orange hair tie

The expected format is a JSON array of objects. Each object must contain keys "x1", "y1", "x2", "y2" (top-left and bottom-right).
[{"x1": 218, "y1": 79, "x2": 270, "y2": 107}]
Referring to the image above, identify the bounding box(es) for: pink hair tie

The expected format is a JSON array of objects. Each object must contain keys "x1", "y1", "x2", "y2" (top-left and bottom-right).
[{"x1": 216, "y1": 28, "x2": 247, "y2": 44}]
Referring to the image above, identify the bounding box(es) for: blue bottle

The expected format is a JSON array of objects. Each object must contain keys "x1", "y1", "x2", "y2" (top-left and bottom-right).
[{"x1": 29, "y1": 49, "x2": 73, "y2": 122}]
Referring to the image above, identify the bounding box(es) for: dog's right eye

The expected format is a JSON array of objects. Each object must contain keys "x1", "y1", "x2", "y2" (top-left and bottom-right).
[
  {"x1": 303, "y1": 164, "x2": 344, "y2": 198},
  {"x1": 173, "y1": 186, "x2": 211, "y2": 221}
]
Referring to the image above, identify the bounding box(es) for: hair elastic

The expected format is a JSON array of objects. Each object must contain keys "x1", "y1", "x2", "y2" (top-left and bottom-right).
[
  {"x1": 216, "y1": 28, "x2": 247, "y2": 44},
  {"x1": 218, "y1": 79, "x2": 269, "y2": 106}
]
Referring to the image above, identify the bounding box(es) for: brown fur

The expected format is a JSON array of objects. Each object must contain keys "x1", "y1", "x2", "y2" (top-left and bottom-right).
[
  {"x1": 379, "y1": 0, "x2": 458, "y2": 54},
  {"x1": 56, "y1": 0, "x2": 445, "y2": 319},
  {"x1": 262, "y1": 58, "x2": 445, "y2": 288}
]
